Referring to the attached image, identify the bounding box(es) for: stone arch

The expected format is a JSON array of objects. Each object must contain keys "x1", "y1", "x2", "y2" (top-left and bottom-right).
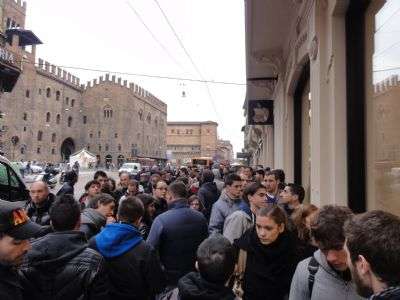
[{"x1": 60, "y1": 138, "x2": 75, "y2": 161}]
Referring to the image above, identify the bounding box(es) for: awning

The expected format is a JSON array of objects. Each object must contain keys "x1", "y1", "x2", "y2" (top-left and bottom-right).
[{"x1": 6, "y1": 28, "x2": 42, "y2": 46}]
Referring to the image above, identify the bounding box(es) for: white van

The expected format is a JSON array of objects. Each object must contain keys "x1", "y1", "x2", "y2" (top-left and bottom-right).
[{"x1": 119, "y1": 162, "x2": 141, "y2": 176}]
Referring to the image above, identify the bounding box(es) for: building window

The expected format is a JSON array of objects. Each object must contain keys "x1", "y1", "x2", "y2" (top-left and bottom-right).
[
  {"x1": 25, "y1": 90, "x2": 30, "y2": 98},
  {"x1": 38, "y1": 88, "x2": 42, "y2": 95},
  {"x1": 67, "y1": 116, "x2": 72, "y2": 127},
  {"x1": 37, "y1": 131, "x2": 43, "y2": 141},
  {"x1": 83, "y1": 116, "x2": 87, "y2": 124},
  {"x1": 89, "y1": 133, "x2": 93, "y2": 138},
  {"x1": 114, "y1": 133, "x2": 118, "y2": 138},
  {"x1": 23, "y1": 127, "x2": 26, "y2": 132},
  {"x1": 66, "y1": 97, "x2": 69, "y2": 105},
  {"x1": 23, "y1": 113, "x2": 27, "y2": 121},
  {"x1": 46, "y1": 88, "x2": 51, "y2": 98},
  {"x1": 104, "y1": 105, "x2": 113, "y2": 118},
  {"x1": 51, "y1": 148, "x2": 55, "y2": 155},
  {"x1": 98, "y1": 131, "x2": 101, "y2": 138},
  {"x1": 87, "y1": 145, "x2": 90, "y2": 151},
  {"x1": 71, "y1": 99, "x2": 75, "y2": 107},
  {"x1": 37, "y1": 147, "x2": 41, "y2": 154},
  {"x1": 118, "y1": 144, "x2": 122, "y2": 151},
  {"x1": 105, "y1": 144, "x2": 109, "y2": 151},
  {"x1": 46, "y1": 112, "x2": 51, "y2": 123},
  {"x1": 51, "y1": 133, "x2": 56, "y2": 143},
  {"x1": 6, "y1": 18, "x2": 11, "y2": 29},
  {"x1": 99, "y1": 145, "x2": 102, "y2": 151},
  {"x1": 56, "y1": 114, "x2": 60, "y2": 124},
  {"x1": 171, "y1": 129, "x2": 175, "y2": 134},
  {"x1": 56, "y1": 91, "x2": 60, "y2": 100},
  {"x1": 20, "y1": 148, "x2": 24, "y2": 154},
  {"x1": 138, "y1": 109, "x2": 143, "y2": 120},
  {"x1": 147, "y1": 113, "x2": 151, "y2": 124}
]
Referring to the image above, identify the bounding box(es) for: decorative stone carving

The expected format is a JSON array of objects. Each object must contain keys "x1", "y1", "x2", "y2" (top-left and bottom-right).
[
  {"x1": 308, "y1": 36, "x2": 318, "y2": 61},
  {"x1": 251, "y1": 48, "x2": 283, "y2": 74},
  {"x1": 250, "y1": 80, "x2": 276, "y2": 96}
]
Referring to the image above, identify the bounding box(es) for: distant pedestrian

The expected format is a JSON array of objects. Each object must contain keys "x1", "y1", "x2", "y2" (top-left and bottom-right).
[
  {"x1": 56, "y1": 170, "x2": 78, "y2": 197},
  {"x1": 197, "y1": 169, "x2": 220, "y2": 220}
]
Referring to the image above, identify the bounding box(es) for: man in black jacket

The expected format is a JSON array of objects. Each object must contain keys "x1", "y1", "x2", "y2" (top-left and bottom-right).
[
  {"x1": 198, "y1": 170, "x2": 221, "y2": 221},
  {"x1": 56, "y1": 170, "x2": 78, "y2": 197},
  {"x1": 147, "y1": 182, "x2": 208, "y2": 288},
  {"x1": 19, "y1": 194, "x2": 109, "y2": 300},
  {"x1": 26, "y1": 181, "x2": 56, "y2": 226},
  {"x1": 0, "y1": 200, "x2": 41, "y2": 300},
  {"x1": 90, "y1": 196, "x2": 165, "y2": 299}
]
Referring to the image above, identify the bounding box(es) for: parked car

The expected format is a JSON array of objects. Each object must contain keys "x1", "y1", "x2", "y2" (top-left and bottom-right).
[
  {"x1": 30, "y1": 164, "x2": 44, "y2": 174},
  {"x1": 119, "y1": 162, "x2": 141, "y2": 176},
  {"x1": 0, "y1": 155, "x2": 30, "y2": 202}
]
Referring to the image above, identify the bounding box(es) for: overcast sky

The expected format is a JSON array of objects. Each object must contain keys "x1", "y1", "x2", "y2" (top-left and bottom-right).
[{"x1": 25, "y1": 0, "x2": 246, "y2": 155}]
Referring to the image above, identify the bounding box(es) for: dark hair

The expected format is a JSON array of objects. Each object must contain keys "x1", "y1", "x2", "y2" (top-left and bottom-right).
[
  {"x1": 128, "y1": 179, "x2": 139, "y2": 188},
  {"x1": 292, "y1": 204, "x2": 319, "y2": 241},
  {"x1": 65, "y1": 170, "x2": 78, "y2": 183},
  {"x1": 117, "y1": 196, "x2": 144, "y2": 224},
  {"x1": 345, "y1": 210, "x2": 400, "y2": 286},
  {"x1": 310, "y1": 205, "x2": 353, "y2": 250},
  {"x1": 197, "y1": 234, "x2": 236, "y2": 283},
  {"x1": 286, "y1": 183, "x2": 305, "y2": 204},
  {"x1": 256, "y1": 204, "x2": 288, "y2": 229},
  {"x1": 175, "y1": 176, "x2": 189, "y2": 186},
  {"x1": 88, "y1": 193, "x2": 115, "y2": 209},
  {"x1": 168, "y1": 181, "x2": 187, "y2": 199},
  {"x1": 272, "y1": 169, "x2": 285, "y2": 183},
  {"x1": 137, "y1": 194, "x2": 155, "y2": 224},
  {"x1": 201, "y1": 170, "x2": 214, "y2": 183},
  {"x1": 109, "y1": 178, "x2": 116, "y2": 191},
  {"x1": 224, "y1": 173, "x2": 242, "y2": 186},
  {"x1": 94, "y1": 170, "x2": 107, "y2": 180},
  {"x1": 265, "y1": 171, "x2": 278, "y2": 180},
  {"x1": 242, "y1": 182, "x2": 266, "y2": 205},
  {"x1": 255, "y1": 169, "x2": 265, "y2": 176},
  {"x1": 179, "y1": 167, "x2": 189, "y2": 176},
  {"x1": 84, "y1": 180, "x2": 100, "y2": 191},
  {"x1": 119, "y1": 171, "x2": 129, "y2": 178},
  {"x1": 152, "y1": 179, "x2": 166, "y2": 189},
  {"x1": 188, "y1": 195, "x2": 204, "y2": 211},
  {"x1": 50, "y1": 194, "x2": 80, "y2": 231}
]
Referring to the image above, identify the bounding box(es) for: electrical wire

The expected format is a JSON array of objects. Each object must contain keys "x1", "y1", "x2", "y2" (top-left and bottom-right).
[{"x1": 375, "y1": 6, "x2": 400, "y2": 33}]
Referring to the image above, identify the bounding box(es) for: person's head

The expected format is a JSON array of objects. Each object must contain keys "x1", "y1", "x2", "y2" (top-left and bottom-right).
[
  {"x1": 280, "y1": 183, "x2": 305, "y2": 208},
  {"x1": 150, "y1": 173, "x2": 161, "y2": 186},
  {"x1": 291, "y1": 204, "x2": 319, "y2": 242},
  {"x1": 167, "y1": 181, "x2": 187, "y2": 202},
  {"x1": 117, "y1": 196, "x2": 144, "y2": 227},
  {"x1": 29, "y1": 181, "x2": 50, "y2": 205},
  {"x1": 175, "y1": 176, "x2": 189, "y2": 186},
  {"x1": 254, "y1": 169, "x2": 265, "y2": 182},
  {"x1": 88, "y1": 193, "x2": 115, "y2": 218},
  {"x1": 84, "y1": 180, "x2": 101, "y2": 197},
  {"x1": 201, "y1": 169, "x2": 214, "y2": 184},
  {"x1": 310, "y1": 205, "x2": 353, "y2": 271},
  {"x1": 196, "y1": 234, "x2": 236, "y2": 284},
  {"x1": 137, "y1": 194, "x2": 156, "y2": 221},
  {"x1": 273, "y1": 169, "x2": 285, "y2": 184},
  {"x1": 65, "y1": 170, "x2": 78, "y2": 185},
  {"x1": 242, "y1": 182, "x2": 267, "y2": 214},
  {"x1": 255, "y1": 205, "x2": 287, "y2": 245},
  {"x1": 127, "y1": 179, "x2": 139, "y2": 195},
  {"x1": 50, "y1": 194, "x2": 81, "y2": 231},
  {"x1": 188, "y1": 195, "x2": 204, "y2": 212},
  {"x1": 119, "y1": 171, "x2": 130, "y2": 188},
  {"x1": 153, "y1": 180, "x2": 168, "y2": 199},
  {"x1": 243, "y1": 166, "x2": 253, "y2": 179},
  {"x1": 0, "y1": 200, "x2": 41, "y2": 266},
  {"x1": 263, "y1": 171, "x2": 279, "y2": 194},
  {"x1": 94, "y1": 170, "x2": 108, "y2": 189},
  {"x1": 108, "y1": 178, "x2": 116, "y2": 192},
  {"x1": 139, "y1": 172, "x2": 149, "y2": 183},
  {"x1": 344, "y1": 211, "x2": 400, "y2": 297},
  {"x1": 224, "y1": 173, "x2": 243, "y2": 199}
]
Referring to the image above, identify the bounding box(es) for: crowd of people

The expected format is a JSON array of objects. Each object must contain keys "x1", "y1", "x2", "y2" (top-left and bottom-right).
[{"x1": 0, "y1": 164, "x2": 399, "y2": 300}]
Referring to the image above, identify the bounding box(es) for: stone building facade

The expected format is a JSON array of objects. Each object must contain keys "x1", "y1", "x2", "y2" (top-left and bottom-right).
[
  {"x1": 166, "y1": 121, "x2": 218, "y2": 164},
  {"x1": 0, "y1": 0, "x2": 167, "y2": 165},
  {"x1": 216, "y1": 139, "x2": 233, "y2": 162},
  {"x1": 243, "y1": 0, "x2": 400, "y2": 215}
]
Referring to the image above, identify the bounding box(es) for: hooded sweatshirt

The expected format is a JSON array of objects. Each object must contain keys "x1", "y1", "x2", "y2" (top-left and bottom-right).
[
  {"x1": 289, "y1": 250, "x2": 365, "y2": 300},
  {"x1": 80, "y1": 208, "x2": 106, "y2": 240}
]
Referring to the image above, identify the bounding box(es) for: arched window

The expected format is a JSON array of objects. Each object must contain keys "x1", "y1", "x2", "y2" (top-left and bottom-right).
[
  {"x1": 23, "y1": 113, "x2": 27, "y2": 121},
  {"x1": 25, "y1": 90, "x2": 30, "y2": 98},
  {"x1": 138, "y1": 109, "x2": 143, "y2": 121},
  {"x1": 51, "y1": 148, "x2": 55, "y2": 155},
  {"x1": 103, "y1": 105, "x2": 113, "y2": 119},
  {"x1": 46, "y1": 88, "x2": 51, "y2": 98},
  {"x1": 37, "y1": 147, "x2": 41, "y2": 154},
  {"x1": 37, "y1": 131, "x2": 43, "y2": 141},
  {"x1": 51, "y1": 133, "x2": 56, "y2": 143},
  {"x1": 105, "y1": 144, "x2": 109, "y2": 151},
  {"x1": 56, "y1": 91, "x2": 61, "y2": 101},
  {"x1": 99, "y1": 144, "x2": 102, "y2": 151},
  {"x1": 65, "y1": 97, "x2": 69, "y2": 105},
  {"x1": 154, "y1": 117, "x2": 158, "y2": 127},
  {"x1": 71, "y1": 99, "x2": 75, "y2": 107},
  {"x1": 87, "y1": 145, "x2": 91, "y2": 151},
  {"x1": 118, "y1": 144, "x2": 122, "y2": 151},
  {"x1": 98, "y1": 131, "x2": 101, "y2": 138},
  {"x1": 146, "y1": 113, "x2": 151, "y2": 124},
  {"x1": 83, "y1": 116, "x2": 87, "y2": 124},
  {"x1": 56, "y1": 114, "x2": 60, "y2": 124},
  {"x1": 67, "y1": 116, "x2": 72, "y2": 127},
  {"x1": 46, "y1": 112, "x2": 51, "y2": 123},
  {"x1": 20, "y1": 147, "x2": 25, "y2": 154}
]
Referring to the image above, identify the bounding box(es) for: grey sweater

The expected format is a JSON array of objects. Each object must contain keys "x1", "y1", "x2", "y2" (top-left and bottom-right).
[
  {"x1": 208, "y1": 191, "x2": 242, "y2": 234},
  {"x1": 223, "y1": 210, "x2": 253, "y2": 243},
  {"x1": 289, "y1": 250, "x2": 366, "y2": 300}
]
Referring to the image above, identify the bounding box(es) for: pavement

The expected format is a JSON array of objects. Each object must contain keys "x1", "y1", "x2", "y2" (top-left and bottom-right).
[{"x1": 24, "y1": 169, "x2": 120, "y2": 199}]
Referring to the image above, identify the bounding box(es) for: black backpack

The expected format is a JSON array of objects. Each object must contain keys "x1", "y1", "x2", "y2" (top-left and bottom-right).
[{"x1": 307, "y1": 256, "x2": 319, "y2": 298}]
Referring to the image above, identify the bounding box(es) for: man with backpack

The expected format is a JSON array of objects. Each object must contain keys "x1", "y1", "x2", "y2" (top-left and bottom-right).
[{"x1": 289, "y1": 205, "x2": 364, "y2": 300}]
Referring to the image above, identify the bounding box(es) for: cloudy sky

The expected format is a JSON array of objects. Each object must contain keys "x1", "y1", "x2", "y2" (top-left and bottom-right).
[{"x1": 26, "y1": 0, "x2": 247, "y2": 154}]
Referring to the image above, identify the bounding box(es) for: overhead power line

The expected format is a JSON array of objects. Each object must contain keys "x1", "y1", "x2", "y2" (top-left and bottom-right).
[{"x1": 152, "y1": 0, "x2": 221, "y2": 121}]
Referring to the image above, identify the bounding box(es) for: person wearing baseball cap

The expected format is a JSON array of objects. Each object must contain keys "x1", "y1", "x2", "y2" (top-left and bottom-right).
[{"x1": 0, "y1": 199, "x2": 41, "y2": 300}]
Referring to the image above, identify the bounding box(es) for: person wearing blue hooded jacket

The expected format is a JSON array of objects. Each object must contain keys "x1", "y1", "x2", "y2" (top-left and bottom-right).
[{"x1": 89, "y1": 196, "x2": 166, "y2": 300}]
